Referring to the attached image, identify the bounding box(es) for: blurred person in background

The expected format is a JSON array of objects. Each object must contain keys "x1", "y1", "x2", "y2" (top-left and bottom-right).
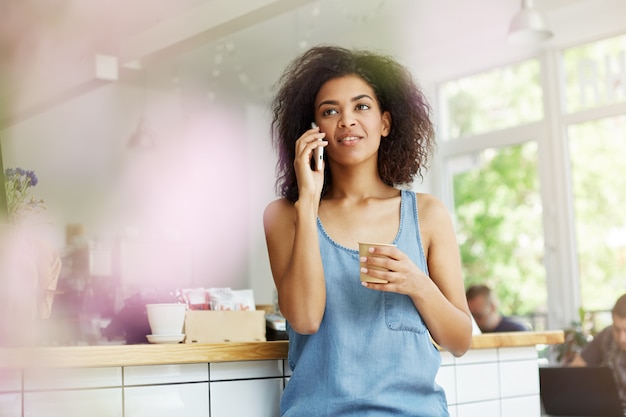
[
  {"x1": 570, "y1": 293, "x2": 626, "y2": 405},
  {"x1": 466, "y1": 284, "x2": 529, "y2": 333}
]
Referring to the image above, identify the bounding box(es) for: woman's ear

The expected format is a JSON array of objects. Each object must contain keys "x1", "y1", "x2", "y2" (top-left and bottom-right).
[{"x1": 381, "y1": 111, "x2": 391, "y2": 137}]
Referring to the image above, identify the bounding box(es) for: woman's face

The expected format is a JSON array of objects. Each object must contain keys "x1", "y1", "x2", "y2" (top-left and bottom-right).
[{"x1": 313, "y1": 75, "x2": 390, "y2": 166}]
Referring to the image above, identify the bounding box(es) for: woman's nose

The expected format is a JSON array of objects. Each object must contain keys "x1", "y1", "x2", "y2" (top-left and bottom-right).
[{"x1": 338, "y1": 113, "x2": 356, "y2": 127}]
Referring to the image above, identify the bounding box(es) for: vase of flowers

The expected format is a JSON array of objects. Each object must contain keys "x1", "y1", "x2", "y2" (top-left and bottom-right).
[
  {"x1": 3, "y1": 167, "x2": 46, "y2": 225},
  {"x1": 1, "y1": 168, "x2": 60, "y2": 345}
]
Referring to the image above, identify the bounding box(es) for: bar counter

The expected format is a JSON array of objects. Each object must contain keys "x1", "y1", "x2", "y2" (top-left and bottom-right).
[
  {"x1": 0, "y1": 330, "x2": 563, "y2": 369},
  {"x1": 0, "y1": 330, "x2": 563, "y2": 417}
]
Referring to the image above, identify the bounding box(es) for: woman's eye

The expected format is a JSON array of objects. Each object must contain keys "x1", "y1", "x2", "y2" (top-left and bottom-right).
[
  {"x1": 356, "y1": 103, "x2": 370, "y2": 111},
  {"x1": 322, "y1": 108, "x2": 338, "y2": 116}
]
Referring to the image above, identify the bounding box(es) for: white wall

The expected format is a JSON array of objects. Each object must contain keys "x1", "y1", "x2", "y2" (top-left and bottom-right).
[{"x1": 1, "y1": 77, "x2": 271, "y2": 302}]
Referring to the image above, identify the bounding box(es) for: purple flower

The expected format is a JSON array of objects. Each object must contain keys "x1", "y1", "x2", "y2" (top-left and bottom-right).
[
  {"x1": 3, "y1": 167, "x2": 45, "y2": 223},
  {"x1": 25, "y1": 170, "x2": 38, "y2": 186}
]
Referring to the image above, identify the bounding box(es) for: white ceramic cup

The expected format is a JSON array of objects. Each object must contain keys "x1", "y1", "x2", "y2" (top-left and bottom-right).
[
  {"x1": 358, "y1": 242, "x2": 397, "y2": 284},
  {"x1": 146, "y1": 303, "x2": 186, "y2": 335}
]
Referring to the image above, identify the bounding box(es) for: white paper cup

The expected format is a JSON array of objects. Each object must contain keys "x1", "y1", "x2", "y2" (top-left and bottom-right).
[
  {"x1": 146, "y1": 303, "x2": 186, "y2": 335},
  {"x1": 358, "y1": 242, "x2": 396, "y2": 284}
]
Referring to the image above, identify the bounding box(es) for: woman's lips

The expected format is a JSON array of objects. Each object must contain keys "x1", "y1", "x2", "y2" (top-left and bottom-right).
[{"x1": 337, "y1": 135, "x2": 360, "y2": 143}]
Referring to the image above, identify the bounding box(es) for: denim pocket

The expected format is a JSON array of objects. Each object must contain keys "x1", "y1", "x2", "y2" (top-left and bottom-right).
[{"x1": 384, "y1": 292, "x2": 427, "y2": 333}]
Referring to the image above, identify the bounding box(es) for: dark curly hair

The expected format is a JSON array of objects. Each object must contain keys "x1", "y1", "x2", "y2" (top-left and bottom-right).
[{"x1": 270, "y1": 45, "x2": 435, "y2": 203}]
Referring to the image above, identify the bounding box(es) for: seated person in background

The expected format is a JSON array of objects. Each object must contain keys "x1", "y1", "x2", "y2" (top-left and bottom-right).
[
  {"x1": 570, "y1": 293, "x2": 626, "y2": 405},
  {"x1": 466, "y1": 284, "x2": 529, "y2": 333}
]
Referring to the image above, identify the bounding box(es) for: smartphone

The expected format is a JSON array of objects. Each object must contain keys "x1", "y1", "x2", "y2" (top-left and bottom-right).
[{"x1": 311, "y1": 122, "x2": 324, "y2": 171}]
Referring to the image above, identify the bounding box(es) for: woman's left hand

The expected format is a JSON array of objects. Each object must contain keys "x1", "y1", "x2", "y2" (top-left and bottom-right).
[{"x1": 359, "y1": 245, "x2": 426, "y2": 296}]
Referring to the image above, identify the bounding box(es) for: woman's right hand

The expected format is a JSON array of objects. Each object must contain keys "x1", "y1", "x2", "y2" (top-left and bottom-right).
[{"x1": 293, "y1": 125, "x2": 327, "y2": 200}]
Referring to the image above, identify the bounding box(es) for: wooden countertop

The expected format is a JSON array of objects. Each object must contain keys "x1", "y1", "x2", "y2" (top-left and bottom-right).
[
  {"x1": 0, "y1": 330, "x2": 563, "y2": 369},
  {"x1": 469, "y1": 330, "x2": 563, "y2": 349}
]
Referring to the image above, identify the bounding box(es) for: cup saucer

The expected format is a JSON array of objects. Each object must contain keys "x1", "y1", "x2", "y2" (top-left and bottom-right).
[{"x1": 146, "y1": 334, "x2": 185, "y2": 344}]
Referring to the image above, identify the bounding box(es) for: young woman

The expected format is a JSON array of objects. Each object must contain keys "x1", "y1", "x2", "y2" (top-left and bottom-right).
[{"x1": 264, "y1": 45, "x2": 472, "y2": 416}]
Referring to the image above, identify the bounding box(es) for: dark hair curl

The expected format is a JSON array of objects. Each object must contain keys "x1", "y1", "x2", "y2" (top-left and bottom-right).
[{"x1": 270, "y1": 45, "x2": 435, "y2": 203}]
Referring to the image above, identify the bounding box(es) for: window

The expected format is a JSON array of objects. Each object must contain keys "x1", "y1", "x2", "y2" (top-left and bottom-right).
[
  {"x1": 449, "y1": 143, "x2": 546, "y2": 320},
  {"x1": 568, "y1": 115, "x2": 626, "y2": 311},
  {"x1": 438, "y1": 33, "x2": 626, "y2": 330},
  {"x1": 439, "y1": 59, "x2": 543, "y2": 139},
  {"x1": 563, "y1": 33, "x2": 626, "y2": 113},
  {"x1": 438, "y1": 58, "x2": 549, "y2": 327}
]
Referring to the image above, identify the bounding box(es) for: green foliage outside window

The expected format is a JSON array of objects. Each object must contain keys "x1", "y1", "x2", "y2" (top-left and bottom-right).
[
  {"x1": 569, "y1": 116, "x2": 626, "y2": 311},
  {"x1": 452, "y1": 143, "x2": 546, "y2": 317}
]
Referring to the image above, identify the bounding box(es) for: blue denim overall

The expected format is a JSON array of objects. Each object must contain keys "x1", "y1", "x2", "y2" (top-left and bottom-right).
[{"x1": 281, "y1": 190, "x2": 449, "y2": 416}]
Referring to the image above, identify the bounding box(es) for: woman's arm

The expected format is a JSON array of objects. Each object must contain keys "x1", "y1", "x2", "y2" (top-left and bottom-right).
[
  {"x1": 263, "y1": 198, "x2": 326, "y2": 334},
  {"x1": 415, "y1": 194, "x2": 473, "y2": 356},
  {"x1": 263, "y1": 127, "x2": 328, "y2": 334}
]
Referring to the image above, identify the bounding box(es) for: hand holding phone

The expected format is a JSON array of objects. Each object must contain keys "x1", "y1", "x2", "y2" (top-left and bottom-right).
[{"x1": 311, "y1": 122, "x2": 324, "y2": 171}]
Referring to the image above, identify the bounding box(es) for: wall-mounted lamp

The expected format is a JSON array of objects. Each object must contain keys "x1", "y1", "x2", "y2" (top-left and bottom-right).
[
  {"x1": 507, "y1": 0, "x2": 554, "y2": 46},
  {"x1": 127, "y1": 116, "x2": 156, "y2": 150}
]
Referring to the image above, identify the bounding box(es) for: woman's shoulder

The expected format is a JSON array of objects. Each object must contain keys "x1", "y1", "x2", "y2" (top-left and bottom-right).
[
  {"x1": 263, "y1": 198, "x2": 295, "y2": 225},
  {"x1": 264, "y1": 197, "x2": 294, "y2": 213},
  {"x1": 413, "y1": 192, "x2": 448, "y2": 216},
  {"x1": 412, "y1": 192, "x2": 455, "y2": 234}
]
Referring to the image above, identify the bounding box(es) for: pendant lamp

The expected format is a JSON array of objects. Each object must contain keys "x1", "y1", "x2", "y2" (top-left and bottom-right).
[{"x1": 507, "y1": 0, "x2": 554, "y2": 45}]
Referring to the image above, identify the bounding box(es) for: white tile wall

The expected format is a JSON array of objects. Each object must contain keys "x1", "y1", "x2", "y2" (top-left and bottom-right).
[
  {"x1": 3, "y1": 345, "x2": 543, "y2": 417},
  {"x1": 498, "y1": 346, "x2": 538, "y2": 361},
  {"x1": 283, "y1": 359, "x2": 292, "y2": 377},
  {"x1": 0, "y1": 369, "x2": 21, "y2": 391},
  {"x1": 124, "y1": 363, "x2": 208, "y2": 385},
  {"x1": 24, "y1": 388, "x2": 123, "y2": 417},
  {"x1": 23, "y1": 366, "x2": 121, "y2": 390},
  {"x1": 499, "y1": 359, "x2": 540, "y2": 397},
  {"x1": 436, "y1": 365, "x2": 456, "y2": 405},
  {"x1": 210, "y1": 360, "x2": 282, "y2": 381},
  {"x1": 124, "y1": 382, "x2": 209, "y2": 417},
  {"x1": 210, "y1": 378, "x2": 282, "y2": 417},
  {"x1": 0, "y1": 393, "x2": 21, "y2": 417},
  {"x1": 440, "y1": 351, "x2": 455, "y2": 366},
  {"x1": 501, "y1": 394, "x2": 541, "y2": 417},
  {"x1": 455, "y1": 348, "x2": 498, "y2": 365},
  {"x1": 436, "y1": 346, "x2": 541, "y2": 417},
  {"x1": 456, "y1": 362, "x2": 500, "y2": 404},
  {"x1": 457, "y1": 398, "x2": 500, "y2": 417}
]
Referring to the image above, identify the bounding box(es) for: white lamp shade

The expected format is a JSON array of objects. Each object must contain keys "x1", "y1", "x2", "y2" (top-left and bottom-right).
[{"x1": 508, "y1": 0, "x2": 554, "y2": 45}]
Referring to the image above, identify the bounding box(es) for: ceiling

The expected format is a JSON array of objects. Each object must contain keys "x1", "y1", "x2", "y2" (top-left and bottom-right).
[{"x1": 1, "y1": 0, "x2": 624, "y2": 126}]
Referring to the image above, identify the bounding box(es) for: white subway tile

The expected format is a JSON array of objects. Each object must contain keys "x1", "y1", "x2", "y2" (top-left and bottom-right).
[
  {"x1": 210, "y1": 379, "x2": 282, "y2": 417},
  {"x1": 457, "y1": 399, "x2": 500, "y2": 417},
  {"x1": 0, "y1": 369, "x2": 21, "y2": 392},
  {"x1": 23, "y1": 367, "x2": 121, "y2": 390},
  {"x1": 124, "y1": 363, "x2": 208, "y2": 385},
  {"x1": 456, "y1": 362, "x2": 500, "y2": 403},
  {"x1": 0, "y1": 393, "x2": 21, "y2": 417},
  {"x1": 124, "y1": 382, "x2": 209, "y2": 417},
  {"x1": 500, "y1": 360, "x2": 539, "y2": 397},
  {"x1": 436, "y1": 365, "x2": 457, "y2": 405},
  {"x1": 500, "y1": 394, "x2": 541, "y2": 417},
  {"x1": 440, "y1": 351, "x2": 456, "y2": 366},
  {"x1": 210, "y1": 360, "x2": 282, "y2": 381},
  {"x1": 498, "y1": 346, "x2": 538, "y2": 361},
  {"x1": 455, "y1": 348, "x2": 498, "y2": 364},
  {"x1": 24, "y1": 388, "x2": 122, "y2": 417}
]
